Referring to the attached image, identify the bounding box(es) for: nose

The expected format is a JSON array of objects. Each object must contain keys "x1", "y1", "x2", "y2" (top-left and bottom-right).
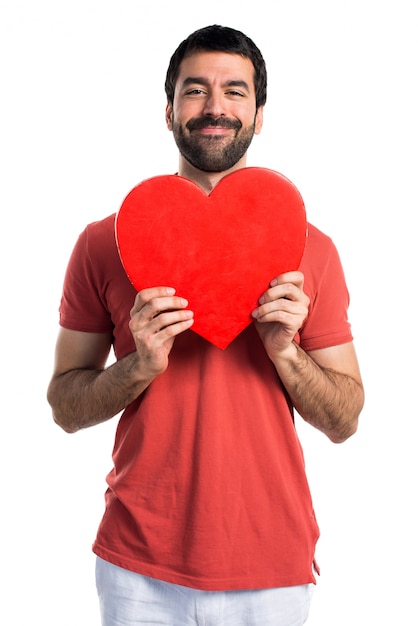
[{"x1": 202, "y1": 91, "x2": 225, "y2": 118}]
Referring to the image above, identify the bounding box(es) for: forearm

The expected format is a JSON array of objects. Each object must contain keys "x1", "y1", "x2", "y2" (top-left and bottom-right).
[
  {"x1": 47, "y1": 352, "x2": 154, "y2": 433},
  {"x1": 273, "y1": 342, "x2": 364, "y2": 443}
]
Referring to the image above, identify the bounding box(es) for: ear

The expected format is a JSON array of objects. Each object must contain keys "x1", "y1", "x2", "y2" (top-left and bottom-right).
[
  {"x1": 254, "y1": 106, "x2": 264, "y2": 135},
  {"x1": 165, "y1": 103, "x2": 173, "y2": 131}
]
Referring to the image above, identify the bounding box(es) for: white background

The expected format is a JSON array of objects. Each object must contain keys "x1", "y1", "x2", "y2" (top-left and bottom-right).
[{"x1": 1, "y1": 1, "x2": 417, "y2": 624}]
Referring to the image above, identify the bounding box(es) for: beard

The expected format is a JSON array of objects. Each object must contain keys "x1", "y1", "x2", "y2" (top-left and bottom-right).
[{"x1": 172, "y1": 115, "x2": 257, "y2": 173}]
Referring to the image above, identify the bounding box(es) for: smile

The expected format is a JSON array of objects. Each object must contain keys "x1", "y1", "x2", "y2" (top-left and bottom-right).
[{"x1": 195, "y1": 127, "x2": 233, "y2": 135}]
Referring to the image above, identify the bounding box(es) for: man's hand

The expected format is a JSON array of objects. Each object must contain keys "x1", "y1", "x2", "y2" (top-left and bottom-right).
[
  {"x1": 251, "y1": 271, "x2": 309, "y2": 358},
  {"x1": 129, "y1": 286, "x2": 194, "y2": 378}
]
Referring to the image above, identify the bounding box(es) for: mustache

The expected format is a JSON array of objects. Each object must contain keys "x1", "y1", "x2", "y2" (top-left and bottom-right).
[{"x1": 186, "y1": 117, "x2": 242, "y2": 132}]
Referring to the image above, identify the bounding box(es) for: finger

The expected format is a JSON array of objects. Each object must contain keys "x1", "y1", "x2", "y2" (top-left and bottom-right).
[
  {"x1": 146, "y1": 296, "x2": 190, "y2": 320},
  {"x1": 259, "y1": 282, "x2": 305, "y2": 306},
  {"x1": 132, "y1": 286, "x2": 177, "y2": 308},
  {"x1": 156, "y1": 314, "x2": 195, "y2": 340},
  {"x1": 252, "y1": 298, "x2": 307, "y2": 321},
  {"x1": 149, "y1": 308, "x2": 194, "y2": 332},
  {"x1": 130, "y1": 308, "x2": 194, "y2": 348},
  {"x1": 139, "y1": 313, "x2": 194, "y2": 353},
  {"x1": 131, "y1": 288, "x2": 187, "y2": 319},
  {"x1": 270, "y1": 271, "x2": 304, "y2": 289}
]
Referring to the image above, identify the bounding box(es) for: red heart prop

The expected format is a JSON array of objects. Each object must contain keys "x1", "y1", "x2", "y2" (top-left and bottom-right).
[{"x1": 115, "y1": 167, "x2": 307, "y2": 349}]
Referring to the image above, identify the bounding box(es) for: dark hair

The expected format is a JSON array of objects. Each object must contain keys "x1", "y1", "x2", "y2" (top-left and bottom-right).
[{"x1": 165, "y1": 25, "x2": 267, "y2": 109}]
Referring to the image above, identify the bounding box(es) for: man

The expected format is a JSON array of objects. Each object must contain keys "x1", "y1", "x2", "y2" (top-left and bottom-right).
[{"x1": 47, "y1": 24, "x2": 364, "y2": 626}]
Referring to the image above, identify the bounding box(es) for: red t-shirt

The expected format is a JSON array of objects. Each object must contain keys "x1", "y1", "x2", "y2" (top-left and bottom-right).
[{"x1": 59, "y1": 214, "x2": 353, "y2": 591}]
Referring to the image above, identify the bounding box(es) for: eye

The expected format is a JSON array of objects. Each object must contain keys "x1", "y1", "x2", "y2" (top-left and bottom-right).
[
  {"x1": 226, "y1": 89, "x2": 246, "y2": 98},
  {"x1": 185, "y1": 88, "x2": 206, "y2": 96}
]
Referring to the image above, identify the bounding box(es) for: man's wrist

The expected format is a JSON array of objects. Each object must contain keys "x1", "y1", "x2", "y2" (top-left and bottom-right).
[{"x1": 269, "y1": 341, "x2": 310, "y2": 379}]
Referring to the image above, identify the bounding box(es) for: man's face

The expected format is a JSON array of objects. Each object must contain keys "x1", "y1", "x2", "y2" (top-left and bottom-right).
[{"x1": 166, "y1": 51, "x2": 264, "y2": 173}]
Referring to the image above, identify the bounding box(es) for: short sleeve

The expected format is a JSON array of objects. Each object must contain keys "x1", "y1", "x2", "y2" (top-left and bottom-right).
[
  {"x1": 59, "y1": 218, "x2": 116, "y2": 334},
  {"x1": 298, "y1": 224, "x2": 353, "y2": 352}
]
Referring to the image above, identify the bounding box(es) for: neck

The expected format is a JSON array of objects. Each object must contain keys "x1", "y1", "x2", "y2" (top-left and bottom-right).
[{"x1": 177, "y1": 155, "x2": 248, "y2": 195}]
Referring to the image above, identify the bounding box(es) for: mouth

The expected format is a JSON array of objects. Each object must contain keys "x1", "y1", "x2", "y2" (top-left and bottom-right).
[
  {"x1": 195, "y1": 126, "x2": 233, "y2": 136},
  {"x1": 186, "y1": 118, "x2": 242, "y2": 135}
]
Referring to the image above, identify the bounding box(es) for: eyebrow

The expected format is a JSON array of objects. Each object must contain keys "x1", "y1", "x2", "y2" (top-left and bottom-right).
[{"x1": 181, "y1": 77, "x2": 251, "y2": 92}]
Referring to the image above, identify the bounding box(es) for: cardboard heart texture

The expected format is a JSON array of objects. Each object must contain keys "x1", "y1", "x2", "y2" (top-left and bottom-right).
[{"x1": 116, "y1": 167, "x2": 307, "y2": 349}]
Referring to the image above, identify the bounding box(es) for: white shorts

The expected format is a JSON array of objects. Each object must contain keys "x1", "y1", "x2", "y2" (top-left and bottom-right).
[{"x1": 96, "y1": 557, "x2": 314, "y2": 626}]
